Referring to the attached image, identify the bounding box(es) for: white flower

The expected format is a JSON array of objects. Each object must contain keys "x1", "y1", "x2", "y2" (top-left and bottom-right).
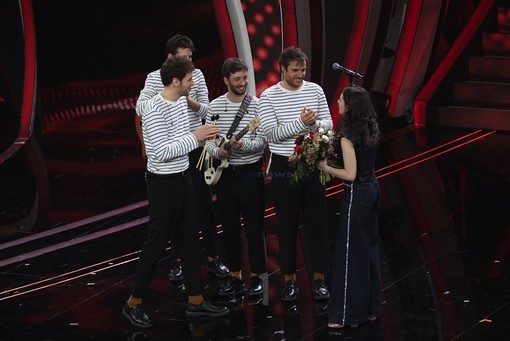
[{"x1": 322, "y1": 135, "x2": 329, "y2": 142}]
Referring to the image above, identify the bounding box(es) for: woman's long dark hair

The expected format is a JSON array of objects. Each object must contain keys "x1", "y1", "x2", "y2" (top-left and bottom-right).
[{"x1": 336, "y1": 86, "x2": 381, "y2": 148}]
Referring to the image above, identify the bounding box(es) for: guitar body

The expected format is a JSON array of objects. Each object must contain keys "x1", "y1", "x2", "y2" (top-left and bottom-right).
[
  {"x1": 203, "y1": 117, "x2": 260, "y2": 186},
  {"x1": 203, "y1": 160, "x2": 217, "y2": 185},
  {"x1": 204, "y1": 159, "x2": 229, "y2": 186}
]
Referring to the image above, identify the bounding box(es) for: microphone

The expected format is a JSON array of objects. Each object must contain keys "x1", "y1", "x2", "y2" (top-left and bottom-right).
[{"x1": 332, "y1": 63, "x2": 364, "y2": 80}]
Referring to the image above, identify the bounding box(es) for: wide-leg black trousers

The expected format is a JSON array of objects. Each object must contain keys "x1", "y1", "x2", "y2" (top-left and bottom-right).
[{"x1": 328, "y1": 178, "x2": 381, "y2": 325}]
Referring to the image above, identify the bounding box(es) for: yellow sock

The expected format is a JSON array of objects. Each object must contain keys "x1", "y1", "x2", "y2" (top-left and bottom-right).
[
  {"x1": 208, "y1": 256, "x2": 215, "y2": 262},
  {"x1": 231, "y1": 271, "x2": 242, "y2": 280},
  {"x1": 127, "y1": 295, "x2": 142, "y2": 308},
  {"x1": 284, "y1": 274, "x2": 296, "y2": 282},
  {"x1": 313, "y1": 273, "x2": 324, "y2": 280},
  {"x1": 250, "y1": 272, "x2": 260, "y2": 278},
  {"x1": 188, "y1": 295, "x2": 204, "y2": 305}
]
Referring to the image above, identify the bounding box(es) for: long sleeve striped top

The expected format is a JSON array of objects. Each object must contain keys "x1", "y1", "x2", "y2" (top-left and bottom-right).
[
  {"x1": 258, "y1": 80, "x2": 332, "y2": 157},
  {"x1": 136, "y1": 68, "x2": 209, "y2": 132},
  {"x1": 205, "y1": 94, "x2": 265, "y2": 166},
  {"x1": 142, "y1": 94, "x2": 199, "y2": 174}
]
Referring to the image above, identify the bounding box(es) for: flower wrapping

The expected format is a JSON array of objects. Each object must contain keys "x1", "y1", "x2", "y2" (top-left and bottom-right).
[{"x1": 288, "y1": 128, "x2": 337, "y2": 185}]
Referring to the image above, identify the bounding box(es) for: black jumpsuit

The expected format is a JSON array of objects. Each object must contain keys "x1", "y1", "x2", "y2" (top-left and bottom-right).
[{"x1": 328, "y1": 127, "x2": 382, "y2": 326}]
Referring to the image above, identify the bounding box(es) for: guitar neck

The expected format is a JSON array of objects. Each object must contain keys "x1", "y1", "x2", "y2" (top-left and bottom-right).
[{"x1": 224, "y1": 126, "x2": 249, "y2": 151}]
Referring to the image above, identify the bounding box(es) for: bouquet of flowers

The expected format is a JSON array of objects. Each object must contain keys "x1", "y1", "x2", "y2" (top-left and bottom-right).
[{"x1": 288, "y1": 128, "x2": 337, "y2": 185}]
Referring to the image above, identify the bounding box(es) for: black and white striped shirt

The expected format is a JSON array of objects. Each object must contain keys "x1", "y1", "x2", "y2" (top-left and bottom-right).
[
  {"x1": 136, "y1": 68, "x2": 209, "y2": 132},
  {"x1": 258, "y1": 81, "x2": 332, "y2": 157},
  {"x1": 206, "y1": 94, "x2": 265, "y2": 166},
  {"x1": 143, "y1": 94, "x2": 199, "y2": 174}
]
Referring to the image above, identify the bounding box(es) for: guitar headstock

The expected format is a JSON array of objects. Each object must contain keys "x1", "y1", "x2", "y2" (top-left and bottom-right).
[{"x1": 247, "y1": 116, "x2": 260, "y2": 133}]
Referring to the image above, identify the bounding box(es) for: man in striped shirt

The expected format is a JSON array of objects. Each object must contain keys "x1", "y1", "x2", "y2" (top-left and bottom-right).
[
  {"x1": 205, "y1": 58, "x2": 267, "y2": 299},
  {"x1": 135, "y1": 34, "x2": 230, "y2": 285},
  {"x1": 258, "y1": 47, "x2": 332, "y2": 302},
  {"x1": 122, "y1": 56, "x2": 228, "y2": 329}
]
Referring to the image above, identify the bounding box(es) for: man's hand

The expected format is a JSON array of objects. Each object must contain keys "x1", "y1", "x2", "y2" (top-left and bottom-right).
[
  {"x1": 218, "y1": 144, "x2": 231, "y2": 159},
  {"x1": 300, "y1": 106, "x2": 318, "y2": 126},
  {"x1": 186, "y1": 96, "x2": 201, "y2": 113},
  {"x1": 230, "y1": 138, "x2": 243, "y2": 150},
  {"x1": 193, "y1": 124, "x2": 220, "y2": 142}
]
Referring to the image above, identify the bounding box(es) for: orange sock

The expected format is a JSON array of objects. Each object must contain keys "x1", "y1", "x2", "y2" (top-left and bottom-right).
[
  {"x1": 313, "y1": 273, "x2": 324, "y2": 280},
  {"x1": 284, "y1": 274, "x2": 296, "y2": 282},
  {"x1": 188, "y1": 295, "x2": 203, "y2": 305},
  {"x1": 231, "y1": 271, "x2": 242, "y2": 280},
  {"x1": 127, "y1": 295, "x2": 142, "y2": 308}
]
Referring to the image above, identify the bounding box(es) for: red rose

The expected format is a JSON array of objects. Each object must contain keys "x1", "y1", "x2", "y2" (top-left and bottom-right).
[{"x1": 294, "y1": 145, "x2": 302, "y2": 153}]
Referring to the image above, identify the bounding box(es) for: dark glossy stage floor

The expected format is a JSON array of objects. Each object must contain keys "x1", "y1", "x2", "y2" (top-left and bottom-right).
[{"x1": 1, "y1": 105, "x2": 509, "y2": 340}]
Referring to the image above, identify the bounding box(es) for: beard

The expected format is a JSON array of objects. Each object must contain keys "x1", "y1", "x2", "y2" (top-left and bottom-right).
[
  {"x1": 283, "y1": 75, "x2": 303, "y2": 90},
  {"x1": 180, "y1": 87, "x2": 191, "y2": 97},
  {"x1": 290, "y1": 78, "x2": 303, "y2": 87},
  {"x1": 230, "y1": 86, "x2": 246, "y2": 97}
]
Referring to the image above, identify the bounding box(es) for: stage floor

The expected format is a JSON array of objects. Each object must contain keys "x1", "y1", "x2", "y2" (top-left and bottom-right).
[{"x1": 1, "y1": 107, "x2": 509, "y2": 340}]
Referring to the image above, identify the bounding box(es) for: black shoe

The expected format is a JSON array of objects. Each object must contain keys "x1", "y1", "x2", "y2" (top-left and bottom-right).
[
  {"x1": 122, "y1": 303, "x2": 153, "y2": 328},
  {"x1": 207, "y1": 258, "x2": 230, "y2": 278},
  {"x1": 185, "y1": 299, "x2": 229, "y2": 318},
  {"x1": 218, "y1": 276, "x2": 244, "y2": 297},
  {"x1": 247, "y1": 276, "x2": 264, "y2": 297},
  {"x1": 169, "y1": 259, "x2": 183, "y2": 282},
  {"x1": 281, "y1": 279, "x2": 299, "y2": 302},
  {"x1": 178, "y1": 282, "x2": 186, "y2": 295},
  {"x1": 312, "y1": 278, "x2": 330, "y2": 300}
]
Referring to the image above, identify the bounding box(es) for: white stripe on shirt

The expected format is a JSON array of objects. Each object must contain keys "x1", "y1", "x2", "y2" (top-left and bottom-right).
[
  {"x1": 206, "y1": 94, "x2": 265, "y2": 166},
  {"x1": 143, "y1": 94, "x2": 199, "y2": 174},
  {"x1": 258, "y1": 80, "x2": 332, "y2": 157},
  {"x1": 136, "y1": 68, "x2": 209, "y2": 132}
]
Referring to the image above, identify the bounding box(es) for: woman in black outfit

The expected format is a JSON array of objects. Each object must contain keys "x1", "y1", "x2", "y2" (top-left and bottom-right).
[{"x1": 317, "y1": 86, "x2": 382, "y2": 329}]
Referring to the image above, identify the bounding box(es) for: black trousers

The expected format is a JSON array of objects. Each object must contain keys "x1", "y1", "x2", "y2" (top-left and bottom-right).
[
  {"x1": 188, "y1": 147, "x2": 222, "y2": 258},
  {"x1": 328, "y1": 178, "x2": 381, "y2": 325},
  {"x1": 269, "y1": 154, "x2": 329, "y2": 275},
  {"x1": 131, "y1": 170, "x2": 202, "y2": 297},
  {"x1": 214, "y1": 160, "x2": 267, "y2": 274}
]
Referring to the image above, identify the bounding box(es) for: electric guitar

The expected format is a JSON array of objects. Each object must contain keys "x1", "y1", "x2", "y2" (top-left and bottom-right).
[{"x1": 204, "y1": 117, "x2": 260, "y2": 186}]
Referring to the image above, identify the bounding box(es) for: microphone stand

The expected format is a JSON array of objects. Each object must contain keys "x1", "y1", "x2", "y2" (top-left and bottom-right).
[{"x1": 348, "y1": 75, "x2": 355, "y2": 87}]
